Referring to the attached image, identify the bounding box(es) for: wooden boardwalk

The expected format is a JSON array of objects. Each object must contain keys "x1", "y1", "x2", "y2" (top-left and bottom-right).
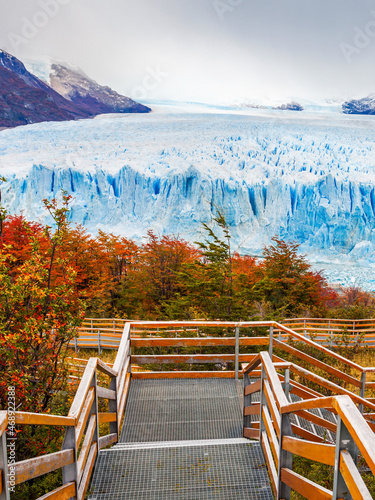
[
  {"x1": 88, "y1": 378, "x2": 273, "y2": 499},
  {"x1": 1, "y1": 320, "x2": 375, "y2": 499}
]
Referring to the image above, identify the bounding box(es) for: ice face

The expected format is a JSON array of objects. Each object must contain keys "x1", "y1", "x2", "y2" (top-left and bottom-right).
[{"x1": 1, "y1": 104, "x2": 375, "y2": 287}]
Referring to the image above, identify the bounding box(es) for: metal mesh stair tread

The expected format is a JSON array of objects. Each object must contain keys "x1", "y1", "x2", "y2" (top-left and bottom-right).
[
  {"x1": 89, "y1": 441, "x2": 273, "y2": 500},
  {"x1": 120, "y1": 378, "x2": 243, "y2": 443}
]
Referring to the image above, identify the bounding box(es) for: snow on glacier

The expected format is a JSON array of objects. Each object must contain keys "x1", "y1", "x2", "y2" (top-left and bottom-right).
[{"x1": 1, "y1": 103, "x2": 375, "y2": 289}]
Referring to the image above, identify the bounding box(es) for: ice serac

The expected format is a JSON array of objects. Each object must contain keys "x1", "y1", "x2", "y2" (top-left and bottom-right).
[{"x1": 1, "y1": 108, "x2": 375, "y2": 267}]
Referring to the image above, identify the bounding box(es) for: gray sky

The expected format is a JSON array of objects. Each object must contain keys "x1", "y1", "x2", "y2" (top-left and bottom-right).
[{"x1": 2, "y1": 0, "x2": 375, "y2": 104}]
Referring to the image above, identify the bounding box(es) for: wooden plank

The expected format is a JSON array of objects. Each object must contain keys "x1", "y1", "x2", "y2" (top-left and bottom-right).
[
  {"x1": 0, "y1": 412, "x2": 7, "y2": 436},
  {"x1": 99, "y1": 433, "x2": 118, "y2": 450},
  {"x1": 280, "y1": 468, "x2": 332, "y2": 500},
  {"x1": 339, "y1": 449, "x2": 373, "y2": 500},
  {"x1": 282, "y1": 436, "x2": 335, "y2": 466},
  {"x1": 96, "y1": 358, "x2": 117, "y2": 377},
  {"x1": 132, "y1": 337, "x2": 268, "y2": 347},
  {"x1": 132, "y1": 354, "x2": 237, "y2": 364},
  {"x1": 261, "y1": 431, "x2": 277, "y2": 496},
  {"x1": 290, "y1": 364, "x2": 375, "y2": 413},
  {"x1": 289, "y1": 382, "x2": 323, "y2": 400},
  {"x1": 129, "y1": 320, "x2": 275, "y2": 328},
  {"x1": 333, "y1": 395, "x2": 375, "y2": 477},
  {"x1": 78, "y1": 443, "x2": 97, "y2": 500},
  {"x1": 113, "y1": 323, "x2": 131, "y2": 373},
  {"x1": 274, "y1": 339, "x2": 362, "y2": 388},
  {"x1": 15, "y1": 412, "x2": 75, "y2": 427},
  {"x1": 37, "y1": 482, "x2": 76, "y2": 500},
  {"x1": 244, "y1": 404, "x2": 260, "y2": 416},
  {"x1": 13, "y1": 449, "x2": 74, "y2": 485},
  {"x1": 75, "y1": 386, "x2": 95, "y2": 447},
  {"x1": 364, "y1": 419, "x2": 375, "y2": 432},
  {"x1": 263, "y1": 379, "x2": 281, "y2": 437},
  {"x1": 260, "y1": 352, "x2": 289, "y2": 409},
  {"x1": 98, "y1": 413, "x2": 117, "y2": 424},
  {"x1": 262, "y1": 406, "x2": 279, "y2": 468},
  {"x1": 281, "y1": 396, "x2": 336, "y2": 415},
  {"x1": 96, "y1": 386, "x2": 116, "y2": 400},
  {"x1": 117, "y1": 373, "x2": 131, "y2": 432},
  {"x1": 242, "y1": 353, "x2": 261, "y2": 374},
  {"x1": 243, "y1": 427, "x2": 259, "y2": 440},
  {"x1": 290, "y1": 424, "x2": 325, "y2": 443},
  {"x1": 276, "y1": 322, "x2": 364, "y2": 372},
  {"x1": 132, "y1": 371, "x2": 239, "y2": 379},
  {"x1": 77, "y1": 415, "x2": 96, "y2": 482},
  {"x1": 69, "y1": 357, "x2": 97, "y2": 421},
  {"x1": 117, "y1": 356, "x2": 130, "y2": 396},
  {"x1": 244, "y1": 379, "x2": 262, "y2": 396},
  {"x1": 294, "y1": 410, "x2": 337, "y2": 433}
]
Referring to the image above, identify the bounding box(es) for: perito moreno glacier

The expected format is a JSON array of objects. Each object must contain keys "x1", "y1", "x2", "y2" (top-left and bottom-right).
[{"x1": 1, "y1": 103, "x2": 375, "y2": 288}]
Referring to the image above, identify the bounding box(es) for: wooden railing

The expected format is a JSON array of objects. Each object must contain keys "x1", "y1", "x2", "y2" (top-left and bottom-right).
[
  {"x1": 1, "y1": 320, "x2": 375, "y2": 499},
  {"x1": 72, "y1": 317, "x2": 375, "y2": 351},
  {"x1": 280, "y1": 318, "x2": 375, "y2": 347},
  {"x1": 0, "y1": 323, "x2": 131, "y2": 500},
  {"x1": 243, "y1": 351, "x2": 375, "y2": 500}
]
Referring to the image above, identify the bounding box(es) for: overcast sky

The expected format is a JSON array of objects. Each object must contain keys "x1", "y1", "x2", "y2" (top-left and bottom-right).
[{"x1": 2, "y1": 0, "x2": 375, "y2": 104}]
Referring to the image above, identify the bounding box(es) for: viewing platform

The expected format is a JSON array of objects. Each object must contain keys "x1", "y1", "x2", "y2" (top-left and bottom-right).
[{"x1": 1, "y1": 320, "x2": 375, "y2": 500}]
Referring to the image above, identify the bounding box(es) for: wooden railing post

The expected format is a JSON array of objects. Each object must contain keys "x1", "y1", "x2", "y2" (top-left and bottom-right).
[
  {"x1": 235, "y1": 326, "x2": 240, "y2": 381},
  {"x1": 61, "y1": 427, "x2": 77, "y2": 500},
  {"x1": 0, "y1": 430, "x2": 10, "y2": 500},
  {"x1": 268, "y1": 326, "x2": 274, "y2": 357},
  {"x1": 303, "y1": 319, "x2": 306, "y2": 337},
  {"x1": 333, "y1": 415, "x2": 358, "y2": 499},
  {"x1": 98, "y1": 330, "x2": 101, "y2": 355},
  {"x1": 284, "y1": 367, "x2": 290, "y2": 400},
  {"x1": 277, "y1": 413, "x2": 293, "y2": 500}
]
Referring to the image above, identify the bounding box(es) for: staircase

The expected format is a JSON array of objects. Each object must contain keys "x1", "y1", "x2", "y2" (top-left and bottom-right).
[{"x1": 88, "y1": 379, "x2": 274, "y2": 499}]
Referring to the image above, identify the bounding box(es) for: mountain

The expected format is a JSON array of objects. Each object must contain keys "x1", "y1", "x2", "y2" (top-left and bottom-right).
[
  {"x1": 0, "y1": 66, "x2": 78, "y2": 128},
  {"x1": 0, "y1": 50, "x2": 90, "y2": 120},
  {"x1": 342, "y1": 95, "x2": 375, "y2": 115},
  {"x1": 0, "y1": 50, "x2": 151, "y2": 128},
  {"x1": 25, "y1": 59, "x2": 151, "y2": 115}
]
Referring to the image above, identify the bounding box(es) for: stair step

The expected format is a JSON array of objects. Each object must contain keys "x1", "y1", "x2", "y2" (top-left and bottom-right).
[
  {"x1": 89, "y1": 440, "x2": 273, "y2": 499},
  {"x1": 111, "y1": 437, "x2": 251, "y2": 451}
]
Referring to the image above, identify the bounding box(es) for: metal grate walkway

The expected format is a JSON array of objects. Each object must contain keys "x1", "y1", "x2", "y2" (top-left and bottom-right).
[
  {"x1": 89, "y1": 379, "x2": 273, "y2": 500},
  {"x1": 120, "y1": 378, "x2": 244, "y2": 443}
]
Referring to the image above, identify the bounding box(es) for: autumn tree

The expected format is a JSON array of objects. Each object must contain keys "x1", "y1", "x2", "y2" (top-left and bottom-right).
[
  {"x1": 170, "y1": 213, "x2": 250, "y2": 320},
  {"x1": 253, "y1": 237, "x2": 336, "y2": 317},
  {"x1": 0, "y1": 194, "x2": 84, "y2": 412}
]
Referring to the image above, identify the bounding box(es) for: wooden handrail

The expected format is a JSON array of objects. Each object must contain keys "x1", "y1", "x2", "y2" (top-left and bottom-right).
[
  {"x1": 243, "y1": 351, "x2": 375, "y2": 500},
  {"x1": 0, "y1": 321, "x2": 132, "y2": 500},
  {"x1": 332, "y1": 395, "x2": 375, "y2": 477},
  {"x1": 274, "y1": 322, "x2": 365, "y2": 372}
]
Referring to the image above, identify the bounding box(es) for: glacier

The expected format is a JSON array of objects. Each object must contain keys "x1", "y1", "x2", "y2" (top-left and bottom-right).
[{"x1": 1, "y1": 103, "x2": 375, "y2": 289}]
